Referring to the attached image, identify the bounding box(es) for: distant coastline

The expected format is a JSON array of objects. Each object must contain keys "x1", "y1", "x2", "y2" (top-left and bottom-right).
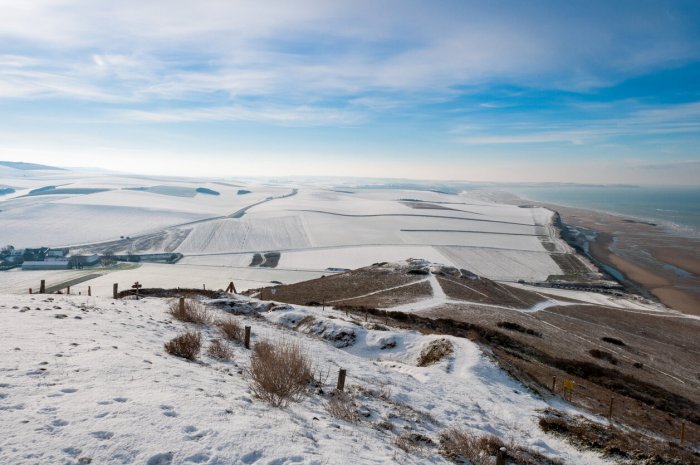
[{"x1": 505, "y1": 192, "x2": 700, "y2": 316}]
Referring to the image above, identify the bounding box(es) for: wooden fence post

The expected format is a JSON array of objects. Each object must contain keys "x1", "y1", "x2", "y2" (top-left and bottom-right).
[
  {"x1": 322, "y1": 298, "x2": 325, "y2": 311},
  {"x1": 337, "y1": 368, "x2": 347, "y2": 391},
  {"x1": 496, "y1": 447, "x2": 507, "y2": 465},
  {"x1": 113, "y1": 283, "x2": 118, "y2": 299},
  {"x1": 244, "y1": 326, "x2": 251, "y2": 349},
  {"x1": 67, "y1": 286, "x2": 70, "y2": 295},
  {"x1": 680, "y1": 421, "x2": 686, "y2": 446},
  {"x1": 29, "y1": 288, "x2": 32, "y2": 294},
  {"x1": 88, "y1": 286, "x2": 91, "y2": 297},
  {"x1": 179, "y1": 297, "x2": 185, "y2": 314},
  {"x1": 40, "y1": 280, "x2": 46, "y2": 293},
  {"x1": 608, "y1": 397, "x2": 614, "y2": 420},
  {"x1": 551, "y1": 376, "x2": 557, "y2": 392},
  {"x1": 203, "y1": 284, "x2": 206, "y2": 291}
]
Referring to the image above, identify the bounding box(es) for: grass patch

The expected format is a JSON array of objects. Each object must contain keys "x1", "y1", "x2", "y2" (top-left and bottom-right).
[{"x1": 326, "y1": 390, "x2": 359, "y2": 423}]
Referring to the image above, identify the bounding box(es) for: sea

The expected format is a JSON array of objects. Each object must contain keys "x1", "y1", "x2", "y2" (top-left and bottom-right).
[{"x1": 504, "y1": 186, "x2": 700, "y2": 238}]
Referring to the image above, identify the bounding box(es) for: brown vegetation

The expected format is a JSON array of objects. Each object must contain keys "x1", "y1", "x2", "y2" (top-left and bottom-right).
[
  {"x1": 248, "y1": 340, "x2": 313, "y2": 407},
  {"x1": 164, "y1": 331, "x2": 202, "y2": 360},
  {"x1": 326, "y1": 390, "x2": 359, "y2": 423},
  {"x1": 217, "y1": 317, "x2": 244, "y2": 342},
  {"x1": 497, "y1": 321, "x2": 542, "y2": 337},
  {"x1": 206, "y1": 339, "x2": 233, "y2": 360},
  {"x1": 168, "y1": 298, "x2": 211, "y2": 325},
  {"x1": 589, "y1": 349, "x2": 619, "y2": 365},
  {"x1": 539, "y1": 410, "x2": 699, "y2": 465},
  {"x1": 417, "y1": 338, "x2": 454, "y2": 366}
]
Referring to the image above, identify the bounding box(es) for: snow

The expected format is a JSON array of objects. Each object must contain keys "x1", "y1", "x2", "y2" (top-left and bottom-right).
[{"x1": 0, "y1": 293, "x2": 613, "y2": 465}]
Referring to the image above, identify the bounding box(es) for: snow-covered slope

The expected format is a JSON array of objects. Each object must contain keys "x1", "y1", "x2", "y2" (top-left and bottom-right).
[{"x1": 0, "y1": 293, "x2": 612, "y2": 465}]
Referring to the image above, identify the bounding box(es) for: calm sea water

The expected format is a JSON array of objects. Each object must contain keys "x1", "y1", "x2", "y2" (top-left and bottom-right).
[{"x1": 506, "y1": 186, "x2": 700, "y2": 238}]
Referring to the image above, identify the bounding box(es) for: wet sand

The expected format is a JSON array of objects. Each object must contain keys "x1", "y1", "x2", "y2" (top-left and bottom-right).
[{"x1": 548, "y1": 205, "x2": 700, "y2": 316}]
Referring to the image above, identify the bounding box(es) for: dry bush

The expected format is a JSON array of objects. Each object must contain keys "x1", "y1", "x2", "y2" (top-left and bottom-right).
[
  {"x1": 164, "y1": 331, "x2": 202, "y2": 360},
  {"x1": 395, "y1": 432, "x2": 435, "y2": 454},
  {"x1": 589, "y1": 348, "x2": 618, "y2": 365},
  {"x1": 439, "y1": 427, "x2": 503, "y2": 465},
  {"x1": 207, "y1": 339, "x2": 233, "y2": 360},
  {"x1": 168, "y1": 298, "x2": 211, "y2": 325},
  {"x1": 417, "y1": 338, "x2": 454, "y2": 366},
  {"x1": 327, "y1": 390, "x2": 359, "y2": 423},
  {"x1": 248, "y1": 339, "x2": 313, "y2": 407},
  {"x1": 217, "y1": 317, "x2": 244, "y2": 342}
]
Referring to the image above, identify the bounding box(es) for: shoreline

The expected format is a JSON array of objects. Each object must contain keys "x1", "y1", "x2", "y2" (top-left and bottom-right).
[
  {"x1": 481, "y1": 189, "x2": 700, "y2": 315},
  {"x1": 547, "y1": 203, "x2": 700, "y2": 316}
]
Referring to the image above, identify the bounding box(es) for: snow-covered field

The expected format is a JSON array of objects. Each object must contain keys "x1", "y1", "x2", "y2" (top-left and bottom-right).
[
  {"x1": 1, "y1": 167, "x2": 569, "y2": 292},
  {"x1": 0, "y1": 292, "x2": 612, "y2": 465}
]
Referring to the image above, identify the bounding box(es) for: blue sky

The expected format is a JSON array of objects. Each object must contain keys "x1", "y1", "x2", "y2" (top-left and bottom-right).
[{"x1": 1, "y1": 0, "x2": 699, "y2": 184}]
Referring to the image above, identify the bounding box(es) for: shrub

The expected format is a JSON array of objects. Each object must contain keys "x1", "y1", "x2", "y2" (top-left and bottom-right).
[
  {"x1": 207, "y1": 339, "x2": 233, "y2": 360},
  {"x1": 164, "y1": 331, "x2": 202, "y2": 360},
  {"x1": 395, "y1": 432, "x2": 435, "y2": 454},
  {"x1": 417, "y1": 338, "x2": 454, "y2": 366},
  {"x1": 168, "y1": 299, "x2": 211, "y2": 325},
  {"x1": 218, "y1": 317, "x2": 244, "y2": 342},
  {"x1": 497, "y1": 321, "x2": 542, "y2": 337},
  {"x1": 248, "y1": 340, "x2": 313, "y2": 407},
  {"x1": 601, "y1": 336, "x2": 625, "y2": 346},
  {"x1": 327, "y1": 390, "x2": 359, "y2": 423},
  {"x1": 589, "y1": 349, "x2": 618, "y2": 365},
  {"x1": 439, "y1": 427, "x2": 504, "y2": 465}
]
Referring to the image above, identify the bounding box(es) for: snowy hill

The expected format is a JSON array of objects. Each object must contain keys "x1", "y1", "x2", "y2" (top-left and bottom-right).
[{"x1": 0, "y1": 292, "x2": 613, "y2": 465}]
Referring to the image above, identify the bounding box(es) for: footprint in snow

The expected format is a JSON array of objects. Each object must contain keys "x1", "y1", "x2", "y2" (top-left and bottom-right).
[
  {"x1": 62, "y1": 447, "x2": 81, "y2": 457},
  {"x1": 160, "y1": 404, "x2": 177, "y2": 417},
  {"x1": 240, "y1": 451, "x2": 263, "y2": 464},
  {"x1": 113, "y1": 397, "x2": 128, "y2": 403},
  {"x1": 52, "y1": 419, "x2": 69, "y2": 427},
  {"x1": 183, "y1": 425, "x2": 197, "y2": 433},
  {"x1": 185, "y1": 453, "x2": 209, "y2": 463},
  {"x1": 146, "y1": 452, "x2": 173, "y2": 465},
  {"x1": 90, "y1": 431, "x2": 114, "y2": 440},
  {"x1": 61, "y1": 387, "x2": 78, "y2": 393}
]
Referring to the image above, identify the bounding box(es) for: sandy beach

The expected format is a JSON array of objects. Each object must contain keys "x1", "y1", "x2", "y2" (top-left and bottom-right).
[{"x1": 547, "y1": 204, "x2": 700, "y2": 316}]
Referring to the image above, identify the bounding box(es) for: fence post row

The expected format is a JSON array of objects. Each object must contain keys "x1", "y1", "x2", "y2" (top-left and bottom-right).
[{"x1": 113, "y1": 283, "x2": 118, "y2": 299}]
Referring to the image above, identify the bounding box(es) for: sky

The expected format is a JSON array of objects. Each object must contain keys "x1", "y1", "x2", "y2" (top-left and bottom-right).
[{"x1": 1, "y1": 0, "x2": 700, "y2": 185}]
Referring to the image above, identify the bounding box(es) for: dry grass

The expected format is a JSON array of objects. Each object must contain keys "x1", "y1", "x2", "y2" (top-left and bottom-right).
[
  {"x1": 395, "y1": 432, "x2": 435, "y2": 454},
  {"x1": 326, "y1": 390, "x2": 359, "y2": 423},
  {"x1": 206, "y1": 339, "x2": 233, "y2": 360},
  {"x1": 168, "y1": 298, "x2": 211, "y2": 325},
  {"x1": 248, "y1": 339, "x2": 313, "y2": 407},
  {"x1": 417, "y1": 338, "x2": 454, "y2": 366},
  {"x1": 539, "y1": 410, "x2": 698, "y2": 465},
  {"x1": 589, "y1": 348, "x2": 619, "y2": 365},
  {"x1": 217, "y1": 317, "x2": 244, "y2": 342},
  {"x1": 164, "y1": 331, "x2": 202, "y2": 360},
  {"x1": 439, "y1": 427, "x2": 504, "y2": 465}
]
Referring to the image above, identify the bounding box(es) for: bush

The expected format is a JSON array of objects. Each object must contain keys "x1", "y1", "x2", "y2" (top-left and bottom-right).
[
  {"x1": 327, "y1": 390, "x2": 359, "y2": 423},
  {"x1": 248, "y1": 340, "x2": 313, "y2": 407},
  {"x1": 207, "y1": 339, "x2": 233, "y2": 360},
  {"x1": 417, "y1": 338, "x2": 454, "y2": 366},
  {"x1": 439, "y1": 427, "x2": 503, "y2": 465},
  {"x1": 601, "y1": 336, "x2": 625, "y2": 346},
  {"x1": 589, "y1": 349, "x2": 618, "y2": 365},
  {"x1": 168, "y1": 299, "x2": 211, "y2": 325},
  {"x1": 497, "y1": 321, "x2": 542, "y2": 337},
  {"x1": 218, "y1": 317, "x2": 244, "y2": 342},
  {"x1": 164, "y1": 331, "x2": 202, "y2": 360}
]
